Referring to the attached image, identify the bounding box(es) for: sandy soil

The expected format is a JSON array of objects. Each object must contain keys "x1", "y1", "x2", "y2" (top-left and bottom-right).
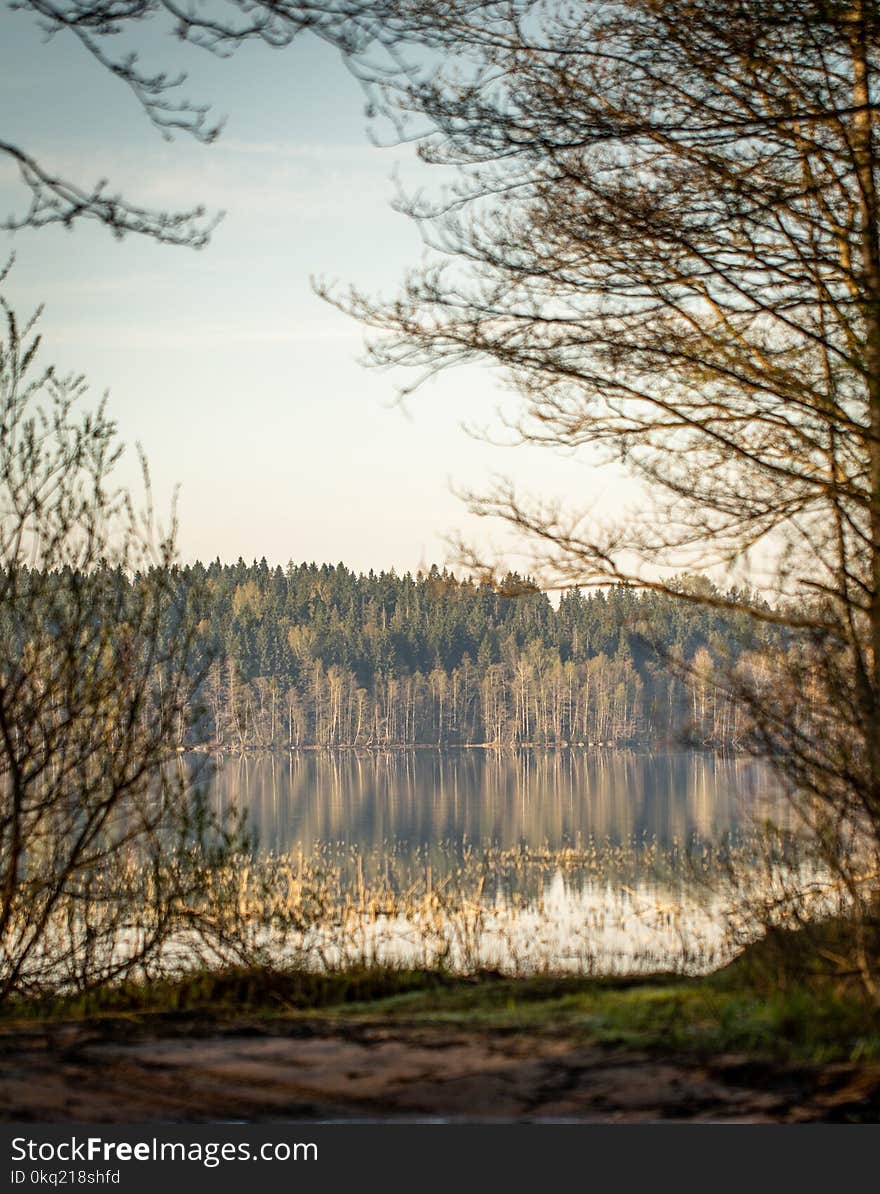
[{"x1": 1, "y1": 1016, "x2": 878, "y2": 1123}]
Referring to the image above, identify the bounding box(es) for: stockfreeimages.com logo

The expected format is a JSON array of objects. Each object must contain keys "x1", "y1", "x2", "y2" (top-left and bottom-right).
[{"x1": 11, "y1": 1137, "x2": 317, "y2": 1169}]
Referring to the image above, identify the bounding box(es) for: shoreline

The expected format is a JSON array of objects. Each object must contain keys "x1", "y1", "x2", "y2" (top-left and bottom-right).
[
  {"x1": 183, "y1": 740, "x2": 744, "y2": 757},
  {"x1": 1, "y1": 963, "x2": 878, "y2": 1123}
]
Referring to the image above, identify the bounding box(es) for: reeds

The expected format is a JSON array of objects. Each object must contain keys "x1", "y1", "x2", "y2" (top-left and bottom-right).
[{"x1": 5, "y1": 829, "x2": 875, "y2": 998}]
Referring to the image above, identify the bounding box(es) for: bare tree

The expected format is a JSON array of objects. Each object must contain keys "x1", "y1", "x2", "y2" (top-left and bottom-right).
[
  {"x1": 0, "y1": 290, "x2": 241, "y2": 999},
  {"x1": 318, "y1": 1, "x2": 880, "y2": 984},
  {"x1": 3, "y1": 0, "x2": 408, "y2": 245}
]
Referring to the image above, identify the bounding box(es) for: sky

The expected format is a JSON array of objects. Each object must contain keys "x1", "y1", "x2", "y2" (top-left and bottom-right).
[{"x1": 0, "y1": 10, "x2": 635, "y2": 575}]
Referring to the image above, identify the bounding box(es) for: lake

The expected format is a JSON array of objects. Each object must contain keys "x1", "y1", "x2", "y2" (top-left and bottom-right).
[
  {"x1": 193, "y1": 749, "x2": 792, "y2": 974},
  {"x1": 202, "y1": 748, "x2": 783, "y2": 858}
]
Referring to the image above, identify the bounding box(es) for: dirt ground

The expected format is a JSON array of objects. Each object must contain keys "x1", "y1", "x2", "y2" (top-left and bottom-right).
[{"x1": 1, "y1": 1016, "x2": 879, "y2": 1122}]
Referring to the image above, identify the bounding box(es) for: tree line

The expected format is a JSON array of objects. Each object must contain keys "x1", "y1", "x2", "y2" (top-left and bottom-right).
[{"x1": 171, "y1": 559, "x2": 775, "y2": 749}]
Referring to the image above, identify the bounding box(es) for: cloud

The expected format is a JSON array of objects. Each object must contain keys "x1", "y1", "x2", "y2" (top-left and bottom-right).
[
  {"x1": 46, "y1": 318, "x2": 364, "y2": 351},
  {"x1": 0, "y1": 135, "x2": 401, "y2": 221},
  {"x1": 217, "y1": 139, "x2": 391, "y2": 163}
]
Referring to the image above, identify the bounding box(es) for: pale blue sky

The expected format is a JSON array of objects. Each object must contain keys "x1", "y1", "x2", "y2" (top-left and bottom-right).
[{"x1": 1, "y1": 12, "x2": 633, "y2": 573}]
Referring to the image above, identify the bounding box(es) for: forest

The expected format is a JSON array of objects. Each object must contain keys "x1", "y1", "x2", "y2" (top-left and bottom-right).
[{"x1": 173, "y1": 560, "x2": 776, "y2": 750}]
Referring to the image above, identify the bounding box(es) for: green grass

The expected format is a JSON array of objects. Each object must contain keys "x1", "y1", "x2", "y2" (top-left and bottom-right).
[
  {"x1": 4, "y1": 961, "x2": 879, "y2": 1067},
  {"x1": 308, "y1": 971, "x2": 880, "y2": 1064},
  {"x1": 0, "y1": 965, "x2": 457, "y2": 1023},
  {"x1": 5, "y1": 921, "x2": 880, "y2": 1068}
]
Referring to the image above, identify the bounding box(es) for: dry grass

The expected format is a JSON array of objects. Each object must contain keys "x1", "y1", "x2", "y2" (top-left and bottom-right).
[{"x1": 4, "y1": 830, "x2": 877, "y2": 998}]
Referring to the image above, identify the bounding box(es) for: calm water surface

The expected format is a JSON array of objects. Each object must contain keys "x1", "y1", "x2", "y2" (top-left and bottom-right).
[
  {"x1": 201, "y1": 748, "x2": 784, "y2": 865},
  {"x1": 187, "y1": 750, "x2": 792, "y2": 973}
]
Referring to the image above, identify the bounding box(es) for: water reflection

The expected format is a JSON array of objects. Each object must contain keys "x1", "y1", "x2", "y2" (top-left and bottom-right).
[
  {"x1": 198, "y1": 749, "x2": 784, "y2": 863},
  {"x1": 180, "y1": 750, "x2": 795, "y2": 974}
]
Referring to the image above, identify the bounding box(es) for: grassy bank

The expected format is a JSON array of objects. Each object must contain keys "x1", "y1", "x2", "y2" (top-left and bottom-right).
[{"x1": 5, "y1": 934, "x2": 880, "y2": 1069}]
